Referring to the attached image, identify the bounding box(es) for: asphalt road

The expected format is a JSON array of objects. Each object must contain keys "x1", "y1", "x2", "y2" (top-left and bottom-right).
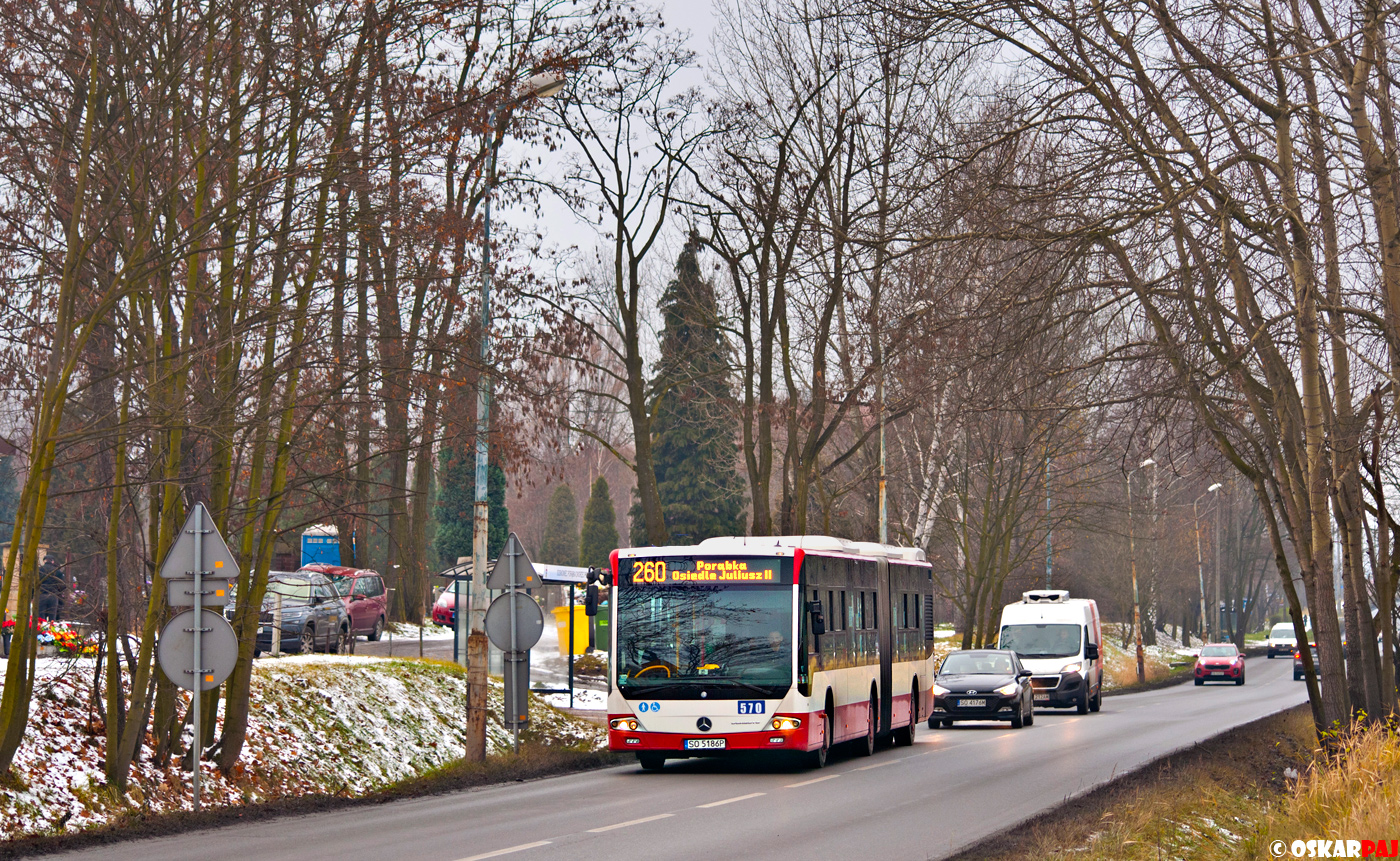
[{"x1": 51, "y1": 655, "x2": 1306, "y2": 861}]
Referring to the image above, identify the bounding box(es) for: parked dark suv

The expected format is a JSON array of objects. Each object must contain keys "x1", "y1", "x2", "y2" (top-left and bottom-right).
[
  {"x1": 299, "y1": 564, "x2": 388, "y2": 642},
  {"x1": 250, "y1": 571, "x2": 352, "y2": 655}
]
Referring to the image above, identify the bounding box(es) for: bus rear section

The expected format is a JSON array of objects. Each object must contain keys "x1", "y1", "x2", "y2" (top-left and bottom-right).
[{"x1": 605, "y1": 536, "x2": 935, "y2": 769}]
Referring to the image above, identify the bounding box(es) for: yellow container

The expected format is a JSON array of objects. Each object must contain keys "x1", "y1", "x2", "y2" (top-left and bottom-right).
[{"x1": 551, "y1": 604, "x2": 590, "y2": 657}]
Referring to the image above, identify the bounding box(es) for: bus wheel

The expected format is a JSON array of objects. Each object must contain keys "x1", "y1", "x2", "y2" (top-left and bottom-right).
[
  {"x1": 638, "y1": 753, "x2": 665, "y2": 771},
  {"x1": 895, "y1": 686, "x2": 917, "y2": 746},
  {"x1": 807, "y1": 711, "x2": 831, "y2": 769},
  {"x1": 858, "y1": 698, "x2": 876, "y2": 756}
]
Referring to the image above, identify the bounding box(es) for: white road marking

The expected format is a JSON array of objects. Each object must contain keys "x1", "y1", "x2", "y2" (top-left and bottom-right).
[
  {"x1": 587, "y1": 813, "x2": 675, "y2": 833},
  {"x1": 697, "y1": 792, "x2": 766, "y2": 808},
  {"x1": 456, "y1": 841, "x2": 552, "y2": 861},
  {"x1": 854, "y1": 759, "x2": 900, "y2": 770},
  {"x1": 785, "y1": 774, "x2": 841, "y2": 788}
]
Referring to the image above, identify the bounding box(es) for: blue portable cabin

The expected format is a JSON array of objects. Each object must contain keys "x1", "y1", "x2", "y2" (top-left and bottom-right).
[{"x1": 301, "y1": 524, "x2": 340, "y2": 567}]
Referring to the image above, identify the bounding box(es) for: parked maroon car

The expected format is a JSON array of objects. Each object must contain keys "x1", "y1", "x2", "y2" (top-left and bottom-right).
[{"x1": 300, "y1": 564, "x2": 388, "y2": 642}]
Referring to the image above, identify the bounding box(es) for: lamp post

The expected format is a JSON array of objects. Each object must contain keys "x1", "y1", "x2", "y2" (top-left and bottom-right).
[
  {"x1": 1127, "y1": 457, "x2": 1155, "y2": 683},
  {"x1": 464, "y1": 70, "x2": 567, "y2": 763},
  {"x1": 1194, "y1": 483, "x2": 1222, "y2": 644}
]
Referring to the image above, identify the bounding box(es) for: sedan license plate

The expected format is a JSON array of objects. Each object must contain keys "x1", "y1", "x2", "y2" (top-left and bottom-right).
[
  {"x1": 958, "y1": 698, "x2": 987, "y2": 708},
  {"x1": 684, "y1": 738, "x2": 726, "y2": 750}
]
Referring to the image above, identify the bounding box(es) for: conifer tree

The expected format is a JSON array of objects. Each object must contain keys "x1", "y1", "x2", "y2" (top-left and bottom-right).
[
  {"x1": 433, "y1": 442, "x2": 509, "y2": 566},
  {"x1": 580, "y1": 477, "x2": 620, "y2": 567},
  {"x1": 0, "y1": 455, "x2": 16, "y2": 535},
  {"x1": 541, "y1": 484, "x2": 580, "y2": 565},
  {"x1": 631, "y1": 234, "x2": 745, "y2": 543}
]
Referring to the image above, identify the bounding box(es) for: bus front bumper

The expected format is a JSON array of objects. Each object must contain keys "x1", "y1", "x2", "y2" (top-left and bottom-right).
[{"x1": 608, "y1": 713, "x2": 822, "y2": 753}]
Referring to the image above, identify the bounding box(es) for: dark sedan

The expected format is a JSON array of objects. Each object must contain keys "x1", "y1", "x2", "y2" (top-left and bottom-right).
[
  {"x1": 234, "y1": 571, "x2": 352, "y2": 656},
  {"x1": 929, "y1": 649, "x2": 1036, "y2": 729}
]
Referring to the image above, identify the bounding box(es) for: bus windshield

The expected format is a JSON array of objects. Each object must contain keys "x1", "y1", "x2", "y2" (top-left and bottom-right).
[
  {"x1": 999, "y1": 623, "x2": 1082, "y2": 658},
  {"x1": 616, "y1": 583, "x2": 792, "y2": 698}
]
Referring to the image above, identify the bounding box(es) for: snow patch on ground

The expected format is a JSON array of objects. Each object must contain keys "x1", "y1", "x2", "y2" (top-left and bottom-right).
[{"x1": 0, "y1": 654, "x2": 603, "y2": 841}]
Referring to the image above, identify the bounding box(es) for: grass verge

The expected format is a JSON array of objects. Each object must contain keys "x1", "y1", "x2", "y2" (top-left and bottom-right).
[
  {"x1": 944, "y1": 704, "x2": 1400, "y2": 861},
  {"x1": 0, "y1": 744, "x2": 629, "y2": 860}
]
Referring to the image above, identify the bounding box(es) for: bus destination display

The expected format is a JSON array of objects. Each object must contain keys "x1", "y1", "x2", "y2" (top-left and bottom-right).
[{"x1": 624, "y1": 557, "x2": 790, "y2": 586}]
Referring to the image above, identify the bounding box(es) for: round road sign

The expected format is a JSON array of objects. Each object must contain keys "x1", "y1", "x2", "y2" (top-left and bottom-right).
[
  {"x1": 485, "y1": 592, "x2": 545, "y2": 652},
  {"x1": 158, "y1": 609, "x2": 240, "y2": 692}
]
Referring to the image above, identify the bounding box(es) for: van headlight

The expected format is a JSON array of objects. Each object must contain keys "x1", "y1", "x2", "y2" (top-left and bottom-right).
[
  {"x1": 609, "y1": 717, "x2": 639, "y2": 731},
  {"x1": 932, "y1": 684, "x2": 950, "y2": 696},
  {"x1": 995, "y1": 683, "x2": 1019, "y2": 696},
  {"x1": 770, "y1": 716, "x2": 802, "y2": 730},
  {"x1": 1061, "y1": 663, "x2": 1082, "y2": 675}
]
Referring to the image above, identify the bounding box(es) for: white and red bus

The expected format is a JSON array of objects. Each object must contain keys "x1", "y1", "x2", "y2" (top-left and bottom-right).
[{"x1": 605, "y1": 535, "x2": 936, "y2": 769}]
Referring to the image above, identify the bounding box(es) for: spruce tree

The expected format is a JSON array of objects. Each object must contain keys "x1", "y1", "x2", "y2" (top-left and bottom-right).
[
  {"x1": 541, "y1": 484, "x2": 580, "y2": 565},
  {"x1": 637, "y1": 234, "x2": 745, "y2": 544},
  {"x1": 0, "y1": 455, "x2": 16, "y2": 536},
  {"x1": 433, "y1": 442, "x2": 509, "y2": 567},
  {"x1": 580, "y1": 477, "x2": 620, "y2": 567}
]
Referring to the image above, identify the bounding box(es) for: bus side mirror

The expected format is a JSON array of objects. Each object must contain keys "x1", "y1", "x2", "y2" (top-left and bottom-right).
[
  {"x1": 1085, "y1": 643, "x2": 1099, "y2": 660},
  {"x1": 808, "y1": 601, "x2": 825, "y2": 637},
  {"x1": 585, "y1": 584, "x2": 599, "y2": 617}
]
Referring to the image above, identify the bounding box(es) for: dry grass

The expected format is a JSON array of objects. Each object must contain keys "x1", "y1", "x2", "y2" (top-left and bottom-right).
[
  {"x1": 947, "y1": 706, "x2": 1316, "y2": 861},
  {"x1": 950, "y1": 707, "x2": 1400, "y2": 861},
  {"x1": 1242, "y1": 723, "x2": 1400, "y2": 859}
]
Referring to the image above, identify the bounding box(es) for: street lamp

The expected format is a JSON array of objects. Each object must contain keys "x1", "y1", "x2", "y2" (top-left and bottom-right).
[
  {"x1": 1194, "y1": 483, "x2": 1223, "y2": 644},
  {"x1": 1127, "y1": 457, "x2": 1155, "y2": 683},
  {"x1": 463, "y1": 69, "x2": 568, "y2": 762}
]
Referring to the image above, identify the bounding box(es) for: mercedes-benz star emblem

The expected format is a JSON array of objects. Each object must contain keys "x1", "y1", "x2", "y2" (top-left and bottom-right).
[
  {"x1": 696, "y1": 717, "x2": 712, "y2": 732},
  {"x1": 966, "y1": 690, "x2": 978, "y2": 695}
]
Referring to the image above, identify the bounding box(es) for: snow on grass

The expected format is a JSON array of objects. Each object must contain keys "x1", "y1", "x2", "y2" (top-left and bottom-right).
[
  {"x1": 0, "y1": 654, "x2": 603, "y2": 841},
  {"x1": 539, "y1": 688, "x2": 606, "y2": 710}
]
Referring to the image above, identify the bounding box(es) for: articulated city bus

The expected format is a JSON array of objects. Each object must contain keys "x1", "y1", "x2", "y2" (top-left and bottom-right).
[{"x1": 605, "y1": 535, "x2": 936, "y2": 769}]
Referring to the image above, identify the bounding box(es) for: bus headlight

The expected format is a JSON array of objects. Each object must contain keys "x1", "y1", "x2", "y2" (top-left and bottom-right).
[
  {"x1": 609, "y1": 718, "x2": 639, "y2": 731},
  {"x1": 770, "y1": 716, "x2": 802, "y2": 730}
]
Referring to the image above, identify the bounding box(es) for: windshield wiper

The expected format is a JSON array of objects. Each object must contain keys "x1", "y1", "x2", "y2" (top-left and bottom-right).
[{"x1": 714, "y1": 678, "x2": 781, "y2": 697}]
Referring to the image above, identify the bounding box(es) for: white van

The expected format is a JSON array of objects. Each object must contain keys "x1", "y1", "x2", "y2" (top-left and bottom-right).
[{"x1": 996, "y1": 590, "x2": 1103, "y2": 713}]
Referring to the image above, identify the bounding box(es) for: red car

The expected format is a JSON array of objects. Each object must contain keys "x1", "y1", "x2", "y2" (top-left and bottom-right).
[
  {"x1": 299, "y1": 564, "x2": 388, "y2": 642},
  {"x1": 1194, "y1": 643, "x2": 1245, "y2": 685},
  {"x1": 431, "y1": 585, "x2": 461, "y2": 627}
]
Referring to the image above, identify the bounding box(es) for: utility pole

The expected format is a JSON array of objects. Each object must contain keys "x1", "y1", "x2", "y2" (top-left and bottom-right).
[
  {"x1": 1045, "y1": 455, "x2": 1052, "y2": 589},
  {"x1": 1214, "y1": 480, "x2": 1224, "y2": 641},
  {"x1": 1194, "y1": 484, "x2": 1221, "y2": 644},
  {"x1": 1128, "y1": 458, "x2": 1154, "y2": 683},
  {"x1": 465, "y1": 72, "x2": 568, "y2": 763}
]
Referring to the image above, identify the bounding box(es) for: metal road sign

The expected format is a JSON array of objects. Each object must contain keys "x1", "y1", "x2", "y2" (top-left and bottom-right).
[
  {"x1": 160, "y1": 504, "x2": 240, "y2": 583},
  {"x1": 485, "y1": 592, "x2": 544, "y2": 651},
  {"x1": 154, "y1": 502, "x2": 241, "y2": 812},
  {"x1": 157, "y1": 609, "x2": 239, "y2": 691},
  {"x1": 484, "y1": 533, "x2": 538, "y2": 590}
]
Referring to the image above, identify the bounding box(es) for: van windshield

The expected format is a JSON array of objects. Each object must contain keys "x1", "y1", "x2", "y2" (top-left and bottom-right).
[
  {"x1": 999, "y1": 624, "x2": 1081, "y2": 658},
  {"x1": 1270, "y1": 624, "x2": 1295, "y2": 637}
]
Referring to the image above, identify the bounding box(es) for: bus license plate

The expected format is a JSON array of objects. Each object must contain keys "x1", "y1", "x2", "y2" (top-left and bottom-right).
[
  {"x1": 684, "y1": 738, "x2": 726, "y2": 750},
  {"x1": 958, "y1": 698, "x2": 986, "y2": 708}
]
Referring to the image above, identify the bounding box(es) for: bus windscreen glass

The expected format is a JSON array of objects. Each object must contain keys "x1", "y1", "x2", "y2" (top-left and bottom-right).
[
  {"x1": 616, "y1": 557, "x2": 792, "y2": 698},
  {"x1": 998, "y1": 623, "x2": 1082, "y2": 658}
]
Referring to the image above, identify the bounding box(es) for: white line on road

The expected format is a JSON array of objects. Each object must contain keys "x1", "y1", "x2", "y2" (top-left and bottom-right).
[
  {"x1": 697, "y1": 792, "x2": 766, "y2": 808},
  {"x1": 785, "y1": 774, "x2": 840, "y2": 788},
  {"x1": 587, "y1": 813, "x2": 674, "y2": 833},
  {"x1": 456, "y1": 841, "x2": 552, "y2": 861},
  {"x1": 854, "y1": 759, "x2": 901, "y2": 771}
]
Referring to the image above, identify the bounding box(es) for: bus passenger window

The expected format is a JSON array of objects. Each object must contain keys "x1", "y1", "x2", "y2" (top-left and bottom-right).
[
  {"x1": 902, "y1": 594, "x2": 909, "y2": 628},
  {"x1": 842, "y1": 591, "x2": 850, "y2": 631},
  {"x1": 828, "y1": 590, "x2": 836, "y2": 631},
  {"x1": 914, "y1": 594, "x2": 921, "y2": 630}
]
